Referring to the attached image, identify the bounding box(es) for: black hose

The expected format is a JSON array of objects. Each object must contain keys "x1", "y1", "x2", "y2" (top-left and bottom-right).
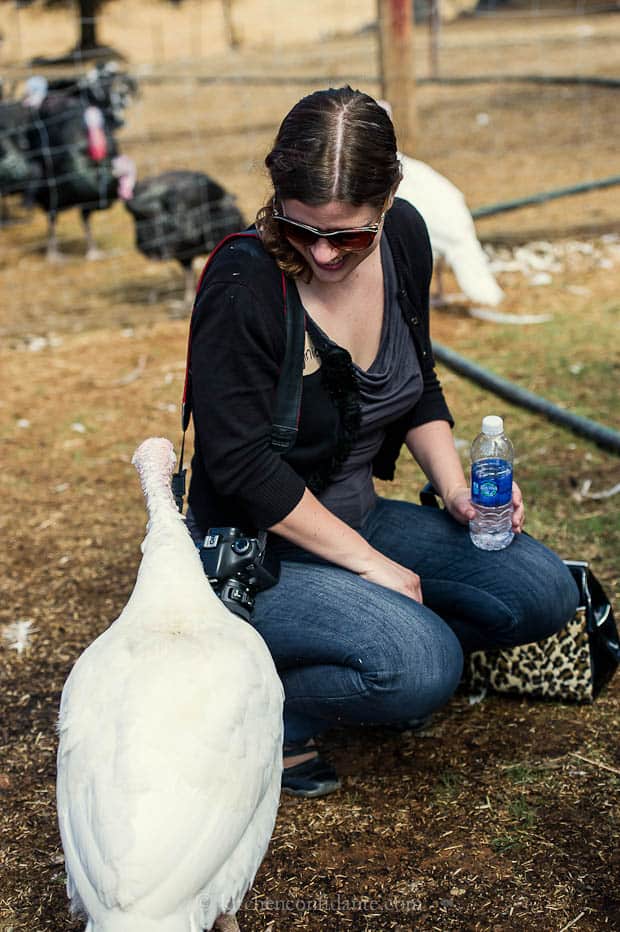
[
  {"x1": 472, "y1": 176, "x2": 620, "y2": 219},
  {"x1": 433, "y1": 342, "x2": 620, "y2": 455}
]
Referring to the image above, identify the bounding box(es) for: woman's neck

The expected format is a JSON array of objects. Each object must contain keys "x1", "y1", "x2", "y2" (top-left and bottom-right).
[
  {"x1": 301, "y1": 242, "x2": 382, "y2": 307},
  {"x1": 296, "y1": 242, "x2": 385, "y2": 371}
]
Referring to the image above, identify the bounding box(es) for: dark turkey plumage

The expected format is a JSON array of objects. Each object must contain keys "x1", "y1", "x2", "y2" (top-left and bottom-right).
[
  {"x1": 0, "y1": 99, "x2": 35, "y2": 199},
  {"x1": 124, "y1": 170, "x2": 246, "y2": 304},
  {"x1": 24, "y1": 92, "x2": 134, "y2": 259},
  {"x1": 42, "y1": 62, "x2": 137, "y2": 129}
]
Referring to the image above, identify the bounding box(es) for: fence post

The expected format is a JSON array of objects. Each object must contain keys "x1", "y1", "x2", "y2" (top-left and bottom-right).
[
  {"x1": 221, "y1": 0, "x2": 240, "y2": 49},
  {"x1": 377, "y1": 0, "x2": 417, "y2": 152}
]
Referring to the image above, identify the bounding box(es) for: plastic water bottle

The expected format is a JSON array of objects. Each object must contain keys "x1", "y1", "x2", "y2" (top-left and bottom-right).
[{"x1": 469, "y1": 415, "x2": 514, "y2": 551}]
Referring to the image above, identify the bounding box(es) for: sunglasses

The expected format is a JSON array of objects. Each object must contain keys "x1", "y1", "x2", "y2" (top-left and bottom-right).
[{"x1": 272, "y1": 204, "x2": 386, "y2": 251}]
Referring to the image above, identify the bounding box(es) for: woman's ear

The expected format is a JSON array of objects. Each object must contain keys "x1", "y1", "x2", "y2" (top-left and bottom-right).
[
  {"x1": 388, "y1": 169, "x2": 403, "y2": 207},
  {"x1": 385, "y1": 187, "x2": 398, "y2": 212}
]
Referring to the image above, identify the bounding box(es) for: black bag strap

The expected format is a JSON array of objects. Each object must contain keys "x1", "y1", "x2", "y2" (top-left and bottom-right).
[
  {"x1": 270, "y1": 275, "x2": 305, "y2": 452},
  {"x1": 172, "y1": 231, "x2": 306, "y2": 512}
]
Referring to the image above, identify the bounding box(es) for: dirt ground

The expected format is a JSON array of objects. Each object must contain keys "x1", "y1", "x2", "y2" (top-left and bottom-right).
[{"x1": 1, "y1": 3, "x2": 619, "y2": 931}]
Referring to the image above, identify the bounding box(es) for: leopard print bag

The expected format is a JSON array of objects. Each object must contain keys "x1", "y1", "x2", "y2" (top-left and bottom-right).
[{"x1": 462, "y1": 561, "x2": 620, "y2": 703}]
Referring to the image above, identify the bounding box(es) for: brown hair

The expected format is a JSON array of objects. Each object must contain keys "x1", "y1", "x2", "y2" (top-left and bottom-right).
[{"x1": 256, "y1": 86, "x2": 402, "y2": 279}]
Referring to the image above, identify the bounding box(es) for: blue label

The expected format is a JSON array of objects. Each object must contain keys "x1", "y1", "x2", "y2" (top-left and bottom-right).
[{"x1": 471, "y1": 458, "x2": 513, "y2": 506}]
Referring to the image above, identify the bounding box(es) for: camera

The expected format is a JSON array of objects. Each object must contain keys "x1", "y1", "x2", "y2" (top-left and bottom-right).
[{"x1": 199, "y1": 527, "x2": 280, "y2": 622}]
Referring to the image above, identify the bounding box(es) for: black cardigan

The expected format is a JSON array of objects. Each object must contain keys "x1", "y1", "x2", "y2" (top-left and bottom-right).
[{"x1": 187, "y1": 198, "x2": 453, "y2": 534}]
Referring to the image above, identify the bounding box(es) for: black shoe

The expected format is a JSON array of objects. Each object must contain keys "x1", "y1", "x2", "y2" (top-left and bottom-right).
[
  {"x1": 381, "y1": 714, "x2": 434, "y2": 735},
  {"x1": 281, "y1": 743, "x2": 341, "y2": 798}
]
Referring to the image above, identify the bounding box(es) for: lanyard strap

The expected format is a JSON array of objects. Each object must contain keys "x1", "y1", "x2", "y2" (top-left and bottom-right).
[{"x1": 270, "y1": 273, "x2": 305, "y2": 452}]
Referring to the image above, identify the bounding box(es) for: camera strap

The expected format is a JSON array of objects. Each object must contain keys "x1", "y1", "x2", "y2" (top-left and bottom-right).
[{"x1": 172, "y1": 231, "x2": 306, "y2": 512}]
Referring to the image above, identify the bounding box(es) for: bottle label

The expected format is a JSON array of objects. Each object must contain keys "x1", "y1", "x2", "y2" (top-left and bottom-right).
[{"x1": 471, "y1": 458, "x2": 513, "y2": 507}]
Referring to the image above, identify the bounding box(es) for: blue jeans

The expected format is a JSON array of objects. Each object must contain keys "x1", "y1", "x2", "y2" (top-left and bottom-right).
[{"x1": 250, "y1": 497, "x2": 580, "y2": 744}]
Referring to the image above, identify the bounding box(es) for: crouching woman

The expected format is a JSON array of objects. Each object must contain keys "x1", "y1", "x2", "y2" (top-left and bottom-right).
[{"x1": 185, "y1": 86, "x2": 579, "y2": 797}]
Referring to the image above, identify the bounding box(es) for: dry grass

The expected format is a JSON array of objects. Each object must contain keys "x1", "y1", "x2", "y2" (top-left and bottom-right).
[{"x1": 1, "y1": 3, "x2": 619, "y2": 931}]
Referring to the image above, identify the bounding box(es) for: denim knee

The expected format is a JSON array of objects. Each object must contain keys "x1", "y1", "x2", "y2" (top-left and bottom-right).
[
  {"x1": 496, "y1": 539, "x2": 581, "y2": 646},
  {"x1": 353, "y1": 610, "x2": 464, "y2": 723},
  {"x1": 362, "y1": 497, "x2": 581, "y2": 652}
]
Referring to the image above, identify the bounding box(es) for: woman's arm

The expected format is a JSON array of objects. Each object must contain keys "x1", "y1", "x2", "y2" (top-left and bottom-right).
[
  {"x1": 406, "y1": 420, "x2": 524, "y2": 532},
  {"x1": 190, "y1": 272, "x2": 309, "y2": 528},
  {"x1": 405, "y1": 420, "x2": 473, "y2": 521},
  {"x1": 269, "y1": 488, "x2": 423, "y2": 602}
]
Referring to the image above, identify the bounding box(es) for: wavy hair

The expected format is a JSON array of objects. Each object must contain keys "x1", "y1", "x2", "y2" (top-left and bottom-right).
[{"x1": 256, "y1": 86, "x2": 402, "y2": 279}]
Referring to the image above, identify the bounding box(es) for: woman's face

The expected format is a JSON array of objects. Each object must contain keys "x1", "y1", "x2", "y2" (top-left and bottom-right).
[{"x1": 279, "y1": 199, "x2": 386, "y2": 284}]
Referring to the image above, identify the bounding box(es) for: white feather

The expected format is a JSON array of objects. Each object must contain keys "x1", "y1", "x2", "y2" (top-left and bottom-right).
[
  {"x1": 397, "y1": 152, "x2": 504, "y2": 307},
  {"x1": 3, "y1": 619, "x2": 35, "y2": 654},
  {"x1": 468, "y1": 307, "x2": 552, "y2": 325},
  {"x1": 56, "y1": 437, "x2": 284, "y2": 932}
]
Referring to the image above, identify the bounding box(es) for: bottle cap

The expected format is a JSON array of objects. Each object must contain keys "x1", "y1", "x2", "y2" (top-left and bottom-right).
[{"x1": 482, "y1": 415, "x2": 504, "y2": 436}]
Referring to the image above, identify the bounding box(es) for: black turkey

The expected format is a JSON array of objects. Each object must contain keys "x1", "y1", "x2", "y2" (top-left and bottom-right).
[
  {"x1": 23, "y1": 87, "x2": 135, "y2": 260},
  {"x1": 124, "y1": 170, "x2": 246, "y2": 306},
  {"x1": 0, "y1": 98, "x2": 36, "y2": 209},
  {"x1": 26, "y1": 62, "x2": 137, "y2": 130}
]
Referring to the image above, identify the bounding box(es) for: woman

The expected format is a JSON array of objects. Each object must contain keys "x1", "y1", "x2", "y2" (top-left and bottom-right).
[{"x1": 186, "y1": 86, "x2": 578, "y2": 797}]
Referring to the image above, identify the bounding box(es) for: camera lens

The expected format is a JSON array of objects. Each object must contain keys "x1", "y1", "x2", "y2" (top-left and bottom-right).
[{"x1": 231, "y1": 539, "x2": 252, "y2": 555}]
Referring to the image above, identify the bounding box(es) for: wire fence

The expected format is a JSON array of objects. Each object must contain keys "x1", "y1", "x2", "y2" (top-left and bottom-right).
[{"x1": 1, "y1": 1, "x2": 618, "y2": 278}]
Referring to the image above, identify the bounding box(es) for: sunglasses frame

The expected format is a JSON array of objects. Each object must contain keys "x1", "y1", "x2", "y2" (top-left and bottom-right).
[{"x1": 272, "y1": 203, "x2": 386, "y2": 251}]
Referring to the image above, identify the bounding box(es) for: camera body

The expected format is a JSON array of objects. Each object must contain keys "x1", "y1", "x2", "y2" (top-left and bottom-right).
[{"x1": 199, "y1": 527, "x2": 279, "y2": 621}]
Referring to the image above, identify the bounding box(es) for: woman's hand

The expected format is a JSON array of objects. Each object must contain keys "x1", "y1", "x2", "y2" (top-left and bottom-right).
[
  {"x1": 358, "y1": 550, "x2": 423, "y2": 603},
  {"x1": 511, "y1": 481, "x2": 525, "y2": 534},
  {"x1": 443, "y1": 482, "x2": 525, "y2": 534},
  {"x1": 443, "y1": 486, "x2": 475, "y2": 525},
  {"x1": 270, "y1": 489, "x2": 423, "y2": 601}
]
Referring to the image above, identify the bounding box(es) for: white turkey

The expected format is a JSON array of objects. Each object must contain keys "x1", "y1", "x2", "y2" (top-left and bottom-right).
[
  {"x1": 397, "y1": 151, "x2": 504, "y2": 307},
  {"x1": 378, "y1": 97, "x2": 503, "y2": 307},
  {"x1": 56, "y1": 437, "x2": 284, "y2": 932}
]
